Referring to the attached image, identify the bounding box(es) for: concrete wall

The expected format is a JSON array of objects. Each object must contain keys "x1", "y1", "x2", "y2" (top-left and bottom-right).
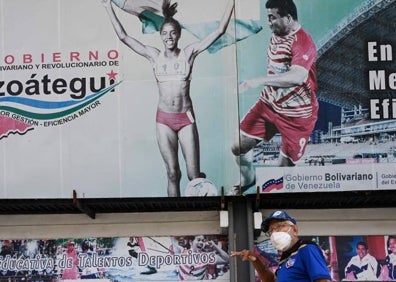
[
  {"x1": 0, "y1": 208, "x2": 394, "y2": 240},
  {"x1": 0, "y1": 211, "x2": 221, "y2": 239}
]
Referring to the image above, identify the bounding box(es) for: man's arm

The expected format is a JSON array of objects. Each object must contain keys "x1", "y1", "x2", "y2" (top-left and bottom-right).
[
  {"x1": 230, "y1": 250, "x2": 276, "y2": 282},
  {"x1": 238, "y1": 65, "x2": 308, "y2": 93}
]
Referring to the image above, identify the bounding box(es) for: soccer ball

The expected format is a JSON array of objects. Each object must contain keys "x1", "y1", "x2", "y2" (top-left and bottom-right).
[{"x1": 185, "y1": 178, "x2": 218, "y2": 197}]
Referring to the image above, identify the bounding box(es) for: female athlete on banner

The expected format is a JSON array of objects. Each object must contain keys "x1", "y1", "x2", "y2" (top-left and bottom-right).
[{"x1": 101, "y1": 0, "x2": 234, "y2": 196}]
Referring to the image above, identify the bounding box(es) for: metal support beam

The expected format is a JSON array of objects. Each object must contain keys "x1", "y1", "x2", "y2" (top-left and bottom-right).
[
  {"x1": 229, "y1": 199, "x2": 256, "y2": 282},
  {"x1": 73, "y1": 190, "x2": 96, "y2": 219}
]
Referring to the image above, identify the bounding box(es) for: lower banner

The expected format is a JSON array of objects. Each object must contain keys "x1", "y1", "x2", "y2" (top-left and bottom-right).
[{"x1": 0, "y1": 235, "x2": 230, "y2": 282}]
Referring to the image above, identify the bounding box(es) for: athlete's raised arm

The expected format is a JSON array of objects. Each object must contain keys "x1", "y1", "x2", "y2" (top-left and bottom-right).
[
  {"x1": 185, "y1": 0, "x2": 235, "y2": 57},
  {"x1": 101, "y1": 0, "x2": 159, "y2": 62}
]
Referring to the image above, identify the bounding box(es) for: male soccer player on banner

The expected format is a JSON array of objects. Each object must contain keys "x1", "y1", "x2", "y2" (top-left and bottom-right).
[{"x1": 230, "y1": 0, "x2": 318, "y2": 194}]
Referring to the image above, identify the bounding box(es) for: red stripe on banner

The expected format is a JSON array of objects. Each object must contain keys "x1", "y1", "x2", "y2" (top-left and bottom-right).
[{"x1": 0, "y1": 116, "x2": 33, "y2": 139}]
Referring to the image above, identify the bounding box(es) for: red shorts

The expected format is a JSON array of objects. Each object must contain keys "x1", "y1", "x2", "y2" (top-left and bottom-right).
[
  {"x1": 240, "y1": 101, "x2": 318, "y2": 162},
  {"x1": 156, "y1": 109, "x2": 195, "y2": 132}
]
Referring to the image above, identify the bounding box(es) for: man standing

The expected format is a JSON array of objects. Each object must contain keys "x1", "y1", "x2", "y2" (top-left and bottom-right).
[
  {"x1": 231, "y1": 210, "x2": 331, "y2": 282},
  {"x1": 231, "y1": 0, "x2": 318, "y2": 193},
  {"x1": 345, "y1": 241, "x2": 380, "y2": 281}
]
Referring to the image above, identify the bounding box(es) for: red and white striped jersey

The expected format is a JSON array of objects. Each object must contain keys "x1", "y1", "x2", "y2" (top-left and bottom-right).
[{"x1": 260, "y1": 27, "x2": 318, "y2": 118}]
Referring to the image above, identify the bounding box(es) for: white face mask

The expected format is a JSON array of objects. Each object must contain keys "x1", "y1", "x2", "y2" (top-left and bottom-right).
[{"x1": 270, "y1": 229, "x2": 292, "y2": 251}]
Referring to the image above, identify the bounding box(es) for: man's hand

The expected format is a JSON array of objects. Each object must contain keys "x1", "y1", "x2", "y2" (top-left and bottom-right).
[{"x1": 230, "y1": 249, "x2": 257, "y2": 262}]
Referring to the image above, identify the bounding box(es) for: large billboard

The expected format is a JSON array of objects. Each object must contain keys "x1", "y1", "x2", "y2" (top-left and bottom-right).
[
  {"x1": 0, "y1": 0, "x2": 243, "y2": 198},
  {"x1": 1, "y1": 234, "x2": 395, "y2": 282},
  {"x1": 0, "y1": 0, "x2": 395, "y2": 198},
  {"x1": 235, "y1": 0, "x2": 396, "y2": 195}
]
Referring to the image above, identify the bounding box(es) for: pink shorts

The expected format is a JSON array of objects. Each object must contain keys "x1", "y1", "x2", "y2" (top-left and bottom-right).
[
  {"x1": 156, "y1": 109, "x2": 195, "y2": 132},
  {"x1": 240, "y1": 101, "x2": 318, "y2": 162}
]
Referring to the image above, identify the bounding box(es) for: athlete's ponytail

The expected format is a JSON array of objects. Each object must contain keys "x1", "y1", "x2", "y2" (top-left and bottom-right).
[{"x1": 160, "y1": 0, "x2": 181, "y2": 34}]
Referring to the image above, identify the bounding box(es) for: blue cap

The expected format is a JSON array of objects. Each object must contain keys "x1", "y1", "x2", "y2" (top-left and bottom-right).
[{"x1": 261, "y1": 210, "x2": 297, "y2": 232}]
